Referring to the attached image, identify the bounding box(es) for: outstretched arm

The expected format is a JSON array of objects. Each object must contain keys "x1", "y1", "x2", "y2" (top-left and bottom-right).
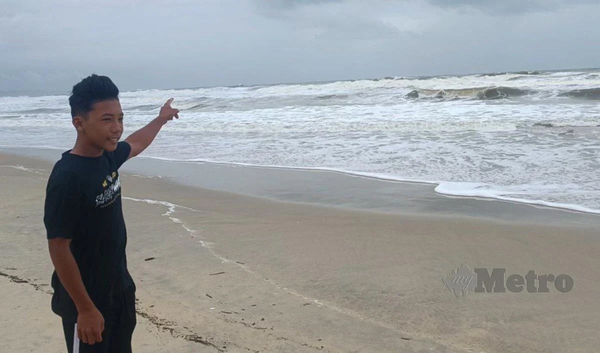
[{"x1": 125, "y1": 98, "x2": 179, "y2": 159}]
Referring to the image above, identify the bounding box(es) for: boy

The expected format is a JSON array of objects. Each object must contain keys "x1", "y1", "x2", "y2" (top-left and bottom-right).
[{"x1": 44, "y1": 74, "x2": 179, "y2": 353}]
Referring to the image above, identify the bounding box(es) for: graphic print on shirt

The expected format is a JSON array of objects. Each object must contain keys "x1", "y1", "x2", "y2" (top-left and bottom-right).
[{"x1": 95, "y1": 171, "x2": 121, "y2": 208}]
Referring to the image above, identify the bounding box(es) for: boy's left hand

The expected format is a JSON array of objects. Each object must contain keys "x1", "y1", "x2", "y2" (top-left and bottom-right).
[{"x1": 157, "y1": 98, "x2": 179, "y2": 124}]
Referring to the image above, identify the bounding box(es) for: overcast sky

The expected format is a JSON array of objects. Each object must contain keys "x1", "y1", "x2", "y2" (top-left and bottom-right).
[{"x1": 1, "y1": 0, "x2": 599, "y2": 93}]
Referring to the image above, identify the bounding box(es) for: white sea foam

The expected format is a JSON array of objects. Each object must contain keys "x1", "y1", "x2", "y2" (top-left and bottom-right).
[
  {"x1": 0, "y1": 164, "x2": 46, "y2": 174},
  {"x1": 435, "y1": 182, "x2": 600, "y2": 215},
  {"x1": 2, "y1": 69, "x2": 600, "y2": 214}
]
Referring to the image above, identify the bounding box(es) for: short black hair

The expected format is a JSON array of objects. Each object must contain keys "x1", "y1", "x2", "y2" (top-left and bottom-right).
[{"x1": 69, "y1": 74, "x2": 119, "y2": 118}]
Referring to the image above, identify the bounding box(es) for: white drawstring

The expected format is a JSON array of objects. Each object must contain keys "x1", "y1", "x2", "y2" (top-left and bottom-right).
[{"x1": 73, "y1": 323, "x2": 80, "y2": 353}]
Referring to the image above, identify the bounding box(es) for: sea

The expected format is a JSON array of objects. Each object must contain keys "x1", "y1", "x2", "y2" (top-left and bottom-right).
[{"x1": 1, "y1": 69, "x2": 599, "y2": 214}]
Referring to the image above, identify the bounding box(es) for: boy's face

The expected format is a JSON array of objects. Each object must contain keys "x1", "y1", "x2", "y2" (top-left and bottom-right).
[{"x1": 74, "y1": 99, "x2": 124, "y2": 152}]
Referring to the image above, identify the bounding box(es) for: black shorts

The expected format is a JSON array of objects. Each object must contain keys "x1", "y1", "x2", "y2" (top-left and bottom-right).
[{"x1": 61, "y1": 286, "x2": 137, "y2": 353}]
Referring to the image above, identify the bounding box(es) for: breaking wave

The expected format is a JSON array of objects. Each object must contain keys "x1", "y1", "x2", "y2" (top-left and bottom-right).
[
  {"x1": 557, "y1": 88, "x2": 600, "y2": 100},
  {"x1": 476, "y1": 87, "x2": 532, "y2": 100},
  {"x1": 407, "y1": 87, "x2": 533, "y2": 100},
  {"x1": 316, "y1": 94, "x2": 350, "y2": 100},
  {"x1": 124, "y1": 104, "x2": 162, "y2": 111},
  {"x1": 15, "y1": 108, "x2": 66, "y2": 114}
]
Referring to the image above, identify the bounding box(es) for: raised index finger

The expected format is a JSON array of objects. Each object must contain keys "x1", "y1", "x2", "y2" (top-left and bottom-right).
[{"x1": 165, "y1": 98, "x2": 174, "y2": 107}]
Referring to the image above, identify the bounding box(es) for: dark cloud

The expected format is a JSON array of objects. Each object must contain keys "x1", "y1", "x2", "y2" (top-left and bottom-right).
[
  {"x1": 255, "y1": 0, "x2": 404, "y2": 43},
  {"x1": 256, "y1": 0, "x2": 343, "y2": 9},
  {"x1": 1, "y1": 0, "x2": 599, "y2": 93},
  {"x1": 425, "y1": 0, "x2": 596, "y2": 15},
  {"x1": 257, "y1": 0, "x2": 597, "y2": 16}
]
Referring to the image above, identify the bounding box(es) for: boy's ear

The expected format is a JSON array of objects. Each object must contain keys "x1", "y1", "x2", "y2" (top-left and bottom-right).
[{"x1": 72, "y1": 116, "x2": 84, "y2": 131}]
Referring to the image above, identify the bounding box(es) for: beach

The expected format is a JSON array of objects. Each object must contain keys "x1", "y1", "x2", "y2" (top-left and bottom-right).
[
  {"x1": 2, "y1": 0, "x2": 600, "y2": 350},
  {"x1": 1, "y1": 151, "x2": 599, "y2": 353}
]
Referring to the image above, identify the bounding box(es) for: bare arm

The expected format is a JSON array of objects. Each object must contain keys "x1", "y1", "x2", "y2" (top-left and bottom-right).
[
  {"x1": 48, "y1": 238, "x2": 104, "y2": 344},
  {"x1": 125, "y1": 98, "x2": 179, "y2": 159},
  {"x1": 48, "y1": 238, "x2": 95, "y2": 312}
]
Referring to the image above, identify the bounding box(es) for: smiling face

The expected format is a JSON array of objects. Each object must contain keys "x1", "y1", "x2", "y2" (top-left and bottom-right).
[{"x1": 73, "y1": 99, "x2": 124, "y2": 153}]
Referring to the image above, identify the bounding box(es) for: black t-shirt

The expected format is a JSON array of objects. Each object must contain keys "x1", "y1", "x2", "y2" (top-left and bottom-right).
[{"x1": 44, "y1": 141, "x2": 134, "y2": 321}]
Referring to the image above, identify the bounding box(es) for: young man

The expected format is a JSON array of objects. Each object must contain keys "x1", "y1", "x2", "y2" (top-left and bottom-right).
[{"x1": 44, "y1": 74, "x2": 179, "y2": 353}]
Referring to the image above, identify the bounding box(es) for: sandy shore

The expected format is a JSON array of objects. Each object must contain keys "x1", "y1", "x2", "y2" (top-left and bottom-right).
[{"x1": 1, "y1": 152, "x2": 600, "y2": 353}]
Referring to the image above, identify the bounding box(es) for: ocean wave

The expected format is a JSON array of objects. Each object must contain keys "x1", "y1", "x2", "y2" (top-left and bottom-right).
[
  {"x1": 186, "y1": 103, "x2": 210, "y2": 110},
  {"x1": 477, "y1": 71, "x2": 543, "y2": 77},
  {"x1": 410, "y1": 86, "x2": 532, "y2": 100},
  {"x1": 532, "y1": 122, "x2": 600, "y2": 128},
  {"x1": 315, "y1": 94, "x2": 350, "y2": 100},
  {"x1": 514, "y1": 70, "x2": 544, "y2": 75},
  {"x1": 416, "y1": 88, "x2": 481, "y2": 98},
  {"x1": 372, "y1": 76, "x2": 398, "y2": 82},
  {"x1": 533, "y1": 123, "x2": 555, "y2": 128},
  {"x1": 14, "y1": 108, "x2": 66, "y2": 114},
  {"x1": 172, "y1": 97, "x2": 219, "y2": 111},
  {"x1": 124, "y1": 104, "x2": 161, "y2": 111},
  {"x1": 408, "y1": 85, "x2": 600, "y2": 101},
  {"x1": 507, "y1": 76, "x2": 533, "y2": 81},
  {"x1": 476, "y1": 87, "x2": 532, "y2": 100},
  {"x1": 478, "y1": 72, "x2": 510, "y2": 77},
  {"x1": 405, "y1": 90, "x2": 419, "y2": 99},
  {"x1": 557, "y1": 88, "x2": 600, "y2": 100}
]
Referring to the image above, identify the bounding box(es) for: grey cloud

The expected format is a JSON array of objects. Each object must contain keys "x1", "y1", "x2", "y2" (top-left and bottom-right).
[
  {"x1": 254, "y1": 0, "x2": 344, "y2": 11},
  {"x1": 253, "y1": 0, "x2": 408, "y2": 50},
  {"x1": 425, "y1": 0, "x2": 597, "y2": 15},
  {"x1": 257, "y1": 0, "x2": 596, "y2": 16},
  {"x1": 1, "y1": 0, "x2": 600, "y2": 93},
  {"x1": 260, "y1": 0, "x2": 342, "y2": 8}
]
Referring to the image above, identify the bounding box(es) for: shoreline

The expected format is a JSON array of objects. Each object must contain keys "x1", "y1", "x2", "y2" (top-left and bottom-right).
[
  {"x1": 137, "y1": 155, "x2": 600, "y2": 216},
  {"x1": 2, "y1": 146, "x2": 600, "y2": 228}
]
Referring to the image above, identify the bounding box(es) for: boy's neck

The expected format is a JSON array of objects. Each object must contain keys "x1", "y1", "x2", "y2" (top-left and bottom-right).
[{"x1": 71, "y1": 138, "x2": 104, "y2": 158}]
